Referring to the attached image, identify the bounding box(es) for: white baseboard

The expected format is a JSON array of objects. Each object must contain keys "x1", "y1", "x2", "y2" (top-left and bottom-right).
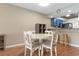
[
  {"x1": 6, "y1": 43, "x2": 25, "y2": 48},
  {"x1": 6, "y1": 42, "x2": 79, "y2": 49},
  {"x1": 68, "y1": 43, "x2": 79, "y2": 47},
  {"x1": 60, "y1": 41, "x2": 79, "y2": 47}
]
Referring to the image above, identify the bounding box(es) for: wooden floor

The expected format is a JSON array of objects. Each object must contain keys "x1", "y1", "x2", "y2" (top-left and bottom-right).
[{"x1": 0, "y1": 43, "x2": 79, "y2": 56}]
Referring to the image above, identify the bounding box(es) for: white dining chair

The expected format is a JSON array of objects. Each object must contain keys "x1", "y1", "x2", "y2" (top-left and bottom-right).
[
  {"x1": 41, "y1": 31, "x2": 58, "y2": 56},
  {"x1": 53, "y1": 32, "x2": 59, "y2": 56},
  {"x1": 24, "y1": 31, "x2": 41, "y2": 56}
]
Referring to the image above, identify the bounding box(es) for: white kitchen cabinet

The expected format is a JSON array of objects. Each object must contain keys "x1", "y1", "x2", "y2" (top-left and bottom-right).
[{"x1": 66, "y1": 18, "x2": 79, "y2": 28}]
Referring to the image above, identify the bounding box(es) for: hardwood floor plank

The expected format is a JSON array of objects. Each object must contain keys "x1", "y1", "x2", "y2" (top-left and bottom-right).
[{"x1": 0, "y1": 43, "x2": 79, "y2": 56}]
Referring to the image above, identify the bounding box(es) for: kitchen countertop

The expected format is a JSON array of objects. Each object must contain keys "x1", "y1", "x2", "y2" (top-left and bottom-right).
[{"x1": 47, "y1": 28, "x2": 79, "y2": 33}]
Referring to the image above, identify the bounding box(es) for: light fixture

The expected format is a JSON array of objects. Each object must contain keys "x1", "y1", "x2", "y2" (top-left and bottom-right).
[
  {"x1": 56, "y1": 9, "x2": 62, "y2": 14},
  {"x1": 66, "y1": 14, "x2": 70, "y2": 17},
  {"x1": 38, "y1": 3, "x2": 50, "y2": 7},
  {"x1": 68, "y1": 10, "x2": 72, "y2": 12}
]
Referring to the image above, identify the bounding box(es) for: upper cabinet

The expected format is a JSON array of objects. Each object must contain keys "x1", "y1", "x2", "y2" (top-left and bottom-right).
[{"x1": 65, "y1": 18, "x2": 79, "y2": 28}]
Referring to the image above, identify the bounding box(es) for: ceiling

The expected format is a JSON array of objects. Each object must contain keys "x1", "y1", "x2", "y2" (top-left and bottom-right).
[{"x1": 10, "y1": 3, "x2": 79, "y2": 18}]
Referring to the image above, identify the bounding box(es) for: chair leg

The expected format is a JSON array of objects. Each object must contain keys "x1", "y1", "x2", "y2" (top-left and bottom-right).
[
  {"x1": 55, "y1": 46, "x2": 57, "y2": 56},
  {"x1": 39, "y1": 49, "x2": 40, "y2": 56},
  {"x1": 51, "y1": 49, "x2": 52, "y2": 56},
  {"x1": 24, "y1": 47, "x2": 26, "y2": 56},
  {"x1": 30, "y1": 49, "x2": 32, "y2": 56},
  {"x1": 41, "y1": 47, "x2": 43, "y2": 56}
]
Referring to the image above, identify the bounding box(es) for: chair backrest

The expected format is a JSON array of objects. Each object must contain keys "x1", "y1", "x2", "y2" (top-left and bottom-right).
[
  {"x1": 53, "y1": 32, "x2": 59, "y2": 44},
  {"x1": 45, "y1": 30, "x2": 54, "y2": 34},
  {"x1": 24, "y1": 31, "x2": 35, "y2": 44},
  {"x1": 45, "y1": 30, "x2": 55, "y2": 47}
]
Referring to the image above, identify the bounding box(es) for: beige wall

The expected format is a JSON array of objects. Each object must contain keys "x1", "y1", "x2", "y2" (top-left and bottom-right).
[{"x1": 0, "y1": 3, "x2": 50, "y2": 47}]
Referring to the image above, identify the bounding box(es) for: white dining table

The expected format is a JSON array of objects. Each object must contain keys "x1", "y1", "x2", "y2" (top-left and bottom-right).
[{"x1": 32, "y1": 33, "x2": 53, "y2": 41}]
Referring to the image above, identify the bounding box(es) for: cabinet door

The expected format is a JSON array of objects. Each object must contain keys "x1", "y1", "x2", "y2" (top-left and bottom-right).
[{"x1": 73, "y1": 20, "x2": 79, "y2": 28}]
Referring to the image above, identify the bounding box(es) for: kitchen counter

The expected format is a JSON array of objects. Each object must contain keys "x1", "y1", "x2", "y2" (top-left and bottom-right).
[
  {"x1": 47, "y1": 28, "x2": 79, "y2": 46},
  {"x1": 47, "y1": 27, "x2": 79, "y2": 33}
]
